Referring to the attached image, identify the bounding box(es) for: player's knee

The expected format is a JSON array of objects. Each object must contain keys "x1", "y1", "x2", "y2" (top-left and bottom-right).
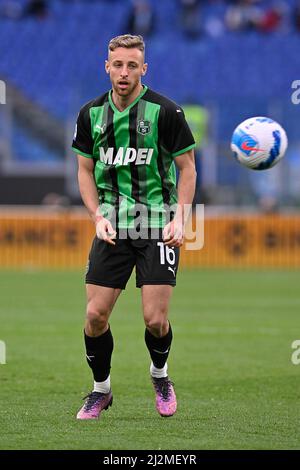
[
  {"x1": 144, "y1": 317, "x2": 168, "y2": 337},
  {"x1": 86, "y1": 306, "x2": 109, "y2": 331}
]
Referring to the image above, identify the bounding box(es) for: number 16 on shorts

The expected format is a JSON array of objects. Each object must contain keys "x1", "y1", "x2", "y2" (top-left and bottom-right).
[
  {"x1": 153, "y1": 242, "x2": 179, "y2": 280},
  {"x1": 156, "y1": 242, "x2": 179, "y2": 280},
  {"x1": 157, "y1": 242, "x2": 176, "y2": 266}
]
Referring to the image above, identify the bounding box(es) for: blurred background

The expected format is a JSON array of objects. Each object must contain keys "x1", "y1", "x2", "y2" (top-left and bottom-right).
[{"x1": 1, "y1": 0, "x2": 300, "y2": 268}]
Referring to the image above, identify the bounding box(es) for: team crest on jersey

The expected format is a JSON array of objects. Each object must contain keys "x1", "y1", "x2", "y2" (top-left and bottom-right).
[{"x1": 137, "y1": 120, "x2": 151, "y2": 135}]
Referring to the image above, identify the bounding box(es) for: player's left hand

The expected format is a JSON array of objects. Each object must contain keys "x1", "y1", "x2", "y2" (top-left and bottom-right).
[{"x1": 163, "y1": 219, "x2": 184, "y2": 247}]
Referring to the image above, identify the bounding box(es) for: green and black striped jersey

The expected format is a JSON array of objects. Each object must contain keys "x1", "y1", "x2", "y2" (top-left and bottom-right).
[{"x1": 72, "y1": 85, "x2": 195, "y2": 228}]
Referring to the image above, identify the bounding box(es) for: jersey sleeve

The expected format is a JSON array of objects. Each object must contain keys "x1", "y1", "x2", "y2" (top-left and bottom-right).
[
  {"x1": 160, "y1": 105, "x2": 196, "y2": 157},
  {"x1": 71, "y1": 103, "x2": 94, "y2": 158}
]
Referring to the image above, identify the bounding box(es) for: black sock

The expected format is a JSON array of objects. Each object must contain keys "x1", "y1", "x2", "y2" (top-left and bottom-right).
[
  {"x1": 144, "y1": 324, "x2": 173, "y2": 369},
  {"x1": 84, "y1": 327, "x2": 114, "y2": 382}
]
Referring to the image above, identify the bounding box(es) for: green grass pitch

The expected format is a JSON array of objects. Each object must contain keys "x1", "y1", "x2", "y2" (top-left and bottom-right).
[{"x1": 0, "y1": 268, "x2": 299, "y2": 450}]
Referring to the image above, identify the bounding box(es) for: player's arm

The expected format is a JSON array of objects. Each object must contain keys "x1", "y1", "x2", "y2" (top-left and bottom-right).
[
  {"x1": 77, "y1": 155, "x2": 116, "y2": 245},
  {"x1": 163, "y1": 149, "x2": 196, "y2": 247}
]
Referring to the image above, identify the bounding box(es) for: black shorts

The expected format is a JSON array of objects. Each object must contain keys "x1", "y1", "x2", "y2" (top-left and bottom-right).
[{"x1": 85, "y1": 235, "x2": 180, "y2": 289}]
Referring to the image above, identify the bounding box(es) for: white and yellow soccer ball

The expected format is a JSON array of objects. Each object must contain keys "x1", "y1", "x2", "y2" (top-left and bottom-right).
[{"x1": 231, "y1": 116, "x2": 288, "y2": 170}]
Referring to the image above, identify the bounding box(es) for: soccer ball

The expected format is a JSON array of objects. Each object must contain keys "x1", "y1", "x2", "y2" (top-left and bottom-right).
[{"x1": 231, "y1": 117, "x2": 288, "y2": 170}]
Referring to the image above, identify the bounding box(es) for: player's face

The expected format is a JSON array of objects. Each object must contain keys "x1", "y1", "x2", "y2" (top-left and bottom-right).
[{"x1": 105, "y1": 47, "x2": 147, "y2": 98}]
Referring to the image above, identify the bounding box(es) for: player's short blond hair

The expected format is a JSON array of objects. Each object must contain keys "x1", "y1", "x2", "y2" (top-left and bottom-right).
[{"x1": 108, "y1": 34, "x2": 145, "y2": 56}]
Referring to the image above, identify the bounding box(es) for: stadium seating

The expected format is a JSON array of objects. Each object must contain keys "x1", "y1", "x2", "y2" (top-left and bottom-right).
[{"x1": 0, "y1": 0, "x2": 299, "y2": 171}]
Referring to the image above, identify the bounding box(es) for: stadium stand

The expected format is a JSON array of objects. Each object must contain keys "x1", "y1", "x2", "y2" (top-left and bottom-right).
[{"x1": 0, "y1": 0, "x2": 300, "y2": 204}]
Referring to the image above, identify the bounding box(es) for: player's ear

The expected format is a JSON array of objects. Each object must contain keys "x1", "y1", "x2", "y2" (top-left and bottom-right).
[
  {"x1": 105, "y1": 60, "x2": 110, "y2": 74},
  {"x1": 142, "y1": 63, "x2": 148, "y2": 76}
]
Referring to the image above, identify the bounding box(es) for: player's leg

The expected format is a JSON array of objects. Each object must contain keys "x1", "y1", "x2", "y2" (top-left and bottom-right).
[
  {"x1": 84, "y1": 284, "x2": 121, "y2": 389},
  {"x1": 142, "y1": 285, "x2": 177, "y2": 417},
  {"x1": 134, "y1": 235, "x2": 179, "y2": 417},
  {"x1": 142, "y1": 284, "x2": 173, "y2": 374},
  {"x1": 135, "y1": 237, "x2": 179, "y2": 375},
  {"x1": 77, "y1": 285, "x2": 121, "y2": 420},
  {"x1": 77, "y1": 237, "x2": 135, "y2": 420}
]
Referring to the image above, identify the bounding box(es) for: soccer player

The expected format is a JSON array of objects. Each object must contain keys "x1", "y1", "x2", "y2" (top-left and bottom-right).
[{"x1": 72, "y1": 34, "x2": 196, "y2": 420}]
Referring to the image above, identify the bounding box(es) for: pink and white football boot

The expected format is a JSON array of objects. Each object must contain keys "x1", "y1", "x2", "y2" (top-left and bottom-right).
[
  {"x1": 152, "y1": 377, "x2": 177, "y2": 417},
  {"x1": 76, "y1": 391, "x2": 113, "y2": 420}
]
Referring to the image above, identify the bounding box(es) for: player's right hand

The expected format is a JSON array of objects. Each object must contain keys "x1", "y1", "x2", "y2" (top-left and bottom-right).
[{"x1": 95, "y1": 217, "x2": 117, "y2": 245}]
